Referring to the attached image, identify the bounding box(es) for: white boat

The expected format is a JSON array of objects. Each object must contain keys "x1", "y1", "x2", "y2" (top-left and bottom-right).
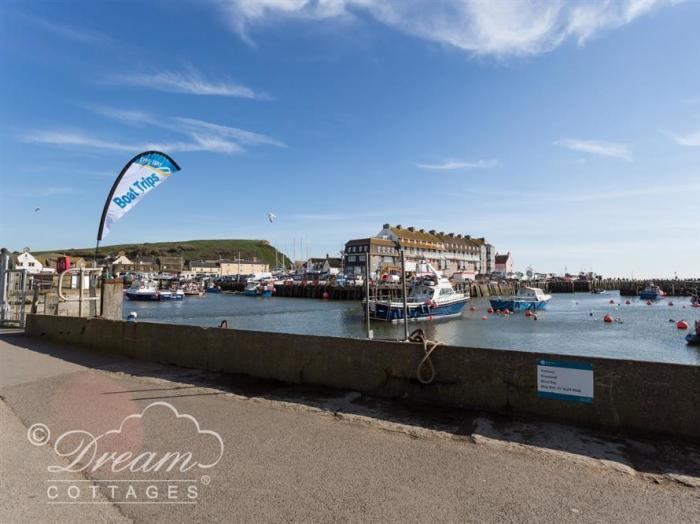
[
  {"x1": 125, "y1": 280, "x2": 159, "y2": 301},
  {"x1": 366, "y1": 262, "x2": 469, "y2": 322},
  {"x1": 490, "y1": 287, "x2": 552, "y2": 311},
  {"x1": 159, "y1": 288, "x2": 185, "y2": 301}
]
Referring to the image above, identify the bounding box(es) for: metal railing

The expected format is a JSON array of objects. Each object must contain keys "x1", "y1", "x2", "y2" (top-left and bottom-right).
[{"x1": 57, "y1": 268, "x2": 103, "y2": 317}]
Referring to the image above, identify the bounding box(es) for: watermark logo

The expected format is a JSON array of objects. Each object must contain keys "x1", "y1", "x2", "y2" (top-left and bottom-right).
[{"x1": 28, "y1": 401, "x2": 224, "y2": 505}]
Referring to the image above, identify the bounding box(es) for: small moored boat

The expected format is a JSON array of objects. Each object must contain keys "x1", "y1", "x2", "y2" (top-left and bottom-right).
[
  {"x1": 124, "y1": 280, "x2": 160, "y2": 301},
  {"x1": 159, "y1": 288, "x2": 185, "y2": 301},
  {"x1": 686, "y1": 321, "x2": 700, "y2": 346},
  {"x1": 243, "y1": 280, "x2": 274, "y2": 297},
  {"x1": 490, "y1": 286, "x2": 551, "y2": 311},
  {"x1": 639, "y1": 283, "x2": 664, "y2": 301},
  {"x1": 365, "y1": 263, "x2": 469, "y2": 322}
]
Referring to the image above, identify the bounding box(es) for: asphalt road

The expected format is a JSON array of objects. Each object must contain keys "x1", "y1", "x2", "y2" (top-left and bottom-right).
[{"x1": 1, "y1": 330, "x2": 698, "y2": 523}]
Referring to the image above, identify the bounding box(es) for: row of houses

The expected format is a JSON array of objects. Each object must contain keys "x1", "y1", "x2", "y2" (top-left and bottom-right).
[
  {"x1": 6, "y1": 250, "x2": 270, "y2": 277},
  {"x1": 343, "y1": 224, "x2": 509, "y2": 278}
]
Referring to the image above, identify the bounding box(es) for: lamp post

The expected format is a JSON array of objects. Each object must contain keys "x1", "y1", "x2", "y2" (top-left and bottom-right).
[{"x1": 397, "y1": 242, "x2": 409, "y2": 340}]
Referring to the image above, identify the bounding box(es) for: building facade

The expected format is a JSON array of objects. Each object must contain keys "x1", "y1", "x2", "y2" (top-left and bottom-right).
[
  {"x1": 188, "y1": 260, "x2": 221, "y2": 276},
  {"x1": 219, "y1": 259, "x2": 269, "y2": 276},
  {"x1": 373, "y1": 224, "x2": 495, "y2": 276},
  {"x1": 495, "y1": 252, "x2": 513, "y2": 275},
  {"x1": 343, "y1": 237, "x2": 399, "y2": 276},
  {"x1": 12, "y1": 252, "x2": 43, "y2": 274}
]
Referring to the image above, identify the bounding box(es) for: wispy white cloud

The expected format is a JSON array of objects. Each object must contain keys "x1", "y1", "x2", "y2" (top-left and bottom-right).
[
  {"x1": 554, "y1": 138, "x2": 631, "y2": 160},
  {"x1": 20, "y1": 13, "x2": 108, "y2": 43},
  {"x1": 21, "y1": 107, "x2": 285, "y2": 156},
  {"x1": 415, "y1": 159, "x2": 497, "y2": 170},
  {"x1": 110, "y1": 69, "x2": 269, "y2": 99},
  {"x1": 217, "y1": 0, "x2": 676, "y2": 56},
  {"x1": 19, "y1": 130, "x2": 243, "y2": 155},
  {"x1": 666, "y1": 129, "x2": 700, "y2": 146}
]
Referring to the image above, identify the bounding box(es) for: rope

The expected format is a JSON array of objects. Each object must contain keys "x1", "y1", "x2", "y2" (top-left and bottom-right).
[{"x1": 408, "y1": 328, "x2": 444, "y2": 385}]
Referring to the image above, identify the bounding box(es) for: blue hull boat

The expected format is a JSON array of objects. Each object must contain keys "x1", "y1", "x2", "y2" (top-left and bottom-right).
[
  {"x1": 366, "y1": 262, "x2": 469, "y2": 322},
  {"x1": 489, "y1": 298, "x2": 548, "y2": 311},
  {"x1": 371, "y1": 298, "x2": 468, "y2": 321},
  {"x1": 639, "y1": 283, "x2": 664, "y2": 301},
  {"x1": 489, "y1": 286, "x2": 551, "y2": 312},
  {"x1": 243, "y1": 289, "x2": 273, "y2": 297},
  {"x1": 125, "y1": 292, "x2": 159, "y2": 301},
  {"x1": 687, "y1": 333, "x2": 700, "y2": 346}
]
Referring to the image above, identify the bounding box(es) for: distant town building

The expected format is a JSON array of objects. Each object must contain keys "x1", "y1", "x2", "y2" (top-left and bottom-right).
[
  {"x1": 356, "y1": 224, "x2": 497, "y2": 277},
  {"x1": 304, "y1": 256, "x2": 342, "y2": 275},
  {"x1": 219, "y1": 259, "x2": 269, "y2": 276},
  {"x1": 188, "y1": 259, "x2": 221, "y2": 276},
  {"x1": 133, "y1": 256, "x2": 158, "y2": 273},
  {"x1": 11, "y1": 251, "x2": 43, "y2": 274},
  {"x1": 343, "y1": 237, "x2": 399, "y2": 276},
  {"x1": 157, "y1": 256, "x2": 184, "y2": 274},
  {"x1": 495, "y1": 252, "x2": 513, "y2": 275}
]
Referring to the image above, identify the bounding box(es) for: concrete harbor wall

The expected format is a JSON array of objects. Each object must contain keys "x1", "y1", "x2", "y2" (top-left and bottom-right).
[{"x1": 24, "y1": 314, "x2": 700, "y2": 441}]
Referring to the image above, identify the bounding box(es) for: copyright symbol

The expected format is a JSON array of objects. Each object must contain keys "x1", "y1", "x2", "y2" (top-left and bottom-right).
[{"x1": 27, "y1": 423, "x2": 50, "y2": 446}]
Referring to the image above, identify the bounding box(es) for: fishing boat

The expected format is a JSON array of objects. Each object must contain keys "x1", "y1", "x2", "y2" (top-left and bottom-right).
[
  {"x1": 183, "y1": 282, "x2": 204, "y2": 296},
  {"x1": 243, "y1": 280, "x2": 274, "y2": 297},
  {"x1": 639, "y1": 283, "x2": 664, "y2": 301},
  {"x1": 205, "y1": 283, "x2": 221, "y2": 293},
  {"x1": 591, "y1": 289, "x2": 606, "y2": 295},
  {"x1": 365, "y1": 263, "x2": 469, "y2": 322},
  {"x1": 159, "y1": 288, "x2": 185, "y2": 301},
  {"x1": 124, "y1": 280, "x2": 159, "y2": 301},
  {"x1": 490, "y1": 286, "x2": 551, "y2": 311}
]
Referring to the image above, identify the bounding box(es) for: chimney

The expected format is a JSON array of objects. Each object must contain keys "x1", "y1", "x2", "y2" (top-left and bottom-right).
[
  {"x1": 396, "y1": 224, "x2": 402, "y2": 229},
  {"x1": 465, "y1": 235, "x2": 471, "y2": 239},
  {"x1": 439, "y1": 231, "x2": 445, "y2": 236},
  {"x1": 382, "y1": 223, "x2": 390, "y2": 229},
  {"x1": 429, "y1": 229, "x2": 436, "y2": 235},
  {"x1": 448, "y1": 233, "x2": 455, "y2": 238},
  {"x1": 419, "y1": 228, "x2": 425, "y2": 233},
  {"x1": 457, "y1": 234, "x2": 463, "y2": 239},
  {"x1": 408, "y1": 226, "x2": 415, "y2": 232}
]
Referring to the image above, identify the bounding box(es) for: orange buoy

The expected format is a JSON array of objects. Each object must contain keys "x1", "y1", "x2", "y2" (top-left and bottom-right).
[
  {"x1": 487, "y1": 307, "x2": 494, "y2": 314},
  {"x1": 603, "y1": 314, "x2": 614, "y2": 323},
  {"x1": 524, "y1": 310, "x2": 533, "y2": 317},
  {"x1": 677, "y1": 320, "x2": 689, "y2": 330}
]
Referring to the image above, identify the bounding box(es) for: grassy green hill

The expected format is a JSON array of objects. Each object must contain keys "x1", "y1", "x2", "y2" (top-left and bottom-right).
[{"x1": 34, "y1": 239, "x2": 291, "y2": 268}]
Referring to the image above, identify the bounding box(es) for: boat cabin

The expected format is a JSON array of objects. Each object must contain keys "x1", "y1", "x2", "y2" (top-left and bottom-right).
[{"x1": 516, "y1": 287, "x2": 548, "y2": 301}]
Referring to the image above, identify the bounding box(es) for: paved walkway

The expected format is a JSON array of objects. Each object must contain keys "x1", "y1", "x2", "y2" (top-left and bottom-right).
[{"x1": 1, "y1": 330, "x2": 698, "y2": 523}]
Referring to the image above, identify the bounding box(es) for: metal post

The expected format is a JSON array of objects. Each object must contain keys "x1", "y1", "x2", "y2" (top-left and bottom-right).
[
  {"x1": 78, "y1": 269, "x2": 84, "y2": 317},
  {"x1": 0, "y1": 250, "x2": 9, "y2": 324},
  {"x1": 365, "y1": 254, "x2": 371, "y2": 339},
  {"x1": 401, "y1": 248, "x2": 409, "y2": 340}
]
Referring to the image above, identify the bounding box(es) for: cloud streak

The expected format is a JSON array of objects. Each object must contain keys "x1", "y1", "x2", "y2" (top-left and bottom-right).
[
  {"x1": 20, "y1": 107, "x2": 285, "y2": 156},
  {"x1": 554, "y1": 138, "x2": 631, "y2": 160},
  {"x1": 667, "y1": 129, "x2": 700, "y2": 146},
  {"x1": 110, "y1": 70, "x2": 268, "y2": 99},
  {"x1": 415, "y1": 159, "x2": 497, "y2": 170},
  {"x1": 217, "y1": 0, "x2": 676, "y2": 57}
]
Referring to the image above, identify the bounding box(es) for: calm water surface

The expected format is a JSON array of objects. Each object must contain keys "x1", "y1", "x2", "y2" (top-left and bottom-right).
[{"x1": 124, "y1": 292, "x2": 700, "y2": 365}]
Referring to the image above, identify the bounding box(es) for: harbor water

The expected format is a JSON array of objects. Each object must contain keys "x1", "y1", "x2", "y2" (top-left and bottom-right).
[{"x1": 124, "y1": 291, "x2": 700, "y2": 365}]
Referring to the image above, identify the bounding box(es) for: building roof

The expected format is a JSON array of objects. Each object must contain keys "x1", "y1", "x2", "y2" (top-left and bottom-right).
[
  {"x1": 189, "y1": 259, "x2": 219, "y2": 268},
  {"x1": 389, "y1": 226, "x2": 441, "y2": 243},
  {"x1": 326, "y1": 258, "x2": 342, "y2": 268},
  {"x1": 495, "y1": 253, "x2": 511, "y2": 264},
  {"x1": 345, "y1": 237, "x2": 396, "y2": 247}
]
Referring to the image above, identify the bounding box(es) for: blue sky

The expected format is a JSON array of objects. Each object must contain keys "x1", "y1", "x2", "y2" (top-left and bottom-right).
[{"x1": 1, "y1": 0, "x2": 699, "y2": 277}]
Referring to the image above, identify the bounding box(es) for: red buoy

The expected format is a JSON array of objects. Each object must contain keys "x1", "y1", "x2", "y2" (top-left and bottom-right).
[
  {"x1": 503, "y1": 308, "x2": 510, "y2": 315},
  {"x1": 625, "y1": 300, "x2": 631, "y2": 305},
  {"x1": 322, "y1": 292, "x2": 329, "y2": 299},
  {"x1": 487, "y1": 307, "x2": 494, "y2": 314},
  {"x1": 677, "y1": 320, "x2": 689, "y2": 330},
  {"x1": 603, "y1": 314, "x2": 614, "y2": 323},
  {"x1": 524, "y1": 310, "x2": 533, "y2": 317},
  {"x1": 482, "y1": 316, "x2": 488, "y2": 320},
  {"x1": 668, "y1": 301, "x2": 673, "y2": 306},
  {"x1": 609, "y1": 299, "x2": 615, "y2": 304},
  {"x1": 469, "y1": 306, "x2": 476, "y2": 312}
]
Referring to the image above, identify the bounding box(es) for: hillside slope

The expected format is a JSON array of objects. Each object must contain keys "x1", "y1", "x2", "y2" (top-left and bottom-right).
[{"x1": 34, "y1": 239, "x2": 290, "y2": 268}]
